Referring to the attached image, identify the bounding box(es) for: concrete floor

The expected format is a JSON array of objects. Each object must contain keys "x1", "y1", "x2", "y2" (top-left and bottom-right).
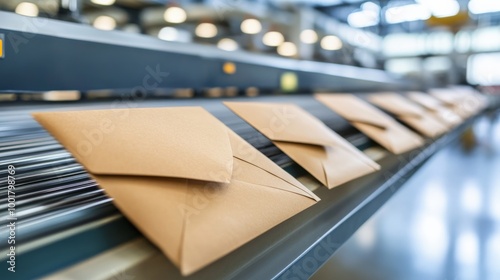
[{"x1": 312, "y1": 111, "x2": 500, "y2": 280}]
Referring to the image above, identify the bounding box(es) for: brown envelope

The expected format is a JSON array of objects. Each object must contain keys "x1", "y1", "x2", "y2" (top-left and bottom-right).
[
  {"x1": 32, "y1": 107, "x2": 319, "y2": 276},
  {"x1": 429, "y1": 88, "x2": 485, "y2": 118},
  {"x1": 407, "y1": 91, "x2": 462, "y2": 128},
  {"x1": 429, "y1": 88, "x2": 469, "y2": 118},
  {"x1": 450, "y1": 86, "x2": 489, "y2": 112},
  {"x1": 223, "y1": 102, "x2": 380, "y2": 189},
  {"x1": 315, "y1": 94, "x2": 424, "y2": 154},
  {"x1": 368, "y1": 93, "x2": 448, "y2": 138}
]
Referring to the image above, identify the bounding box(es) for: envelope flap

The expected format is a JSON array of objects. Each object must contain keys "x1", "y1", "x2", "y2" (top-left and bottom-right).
[
  {"x1": 407, "y1": 92, "x2": 441, "y2": 111},
  {"x1": 227, "y1": 130, "x2": 319, "y2": 200},
  {"x1": 33, "y1": 107, "x2": 233, "y2": 183},
  {"x1": 224, "y1": 102, "x2": 339, "y2": 147},
  {"x1": 429, "y1": 89, "x2": 460, "y2": 105},
  {"x1": 369, "y1": 93, "x2": 424, "y2": 117},
  {"x1": 315, "y1": 94, "x2": 390, "y2": 128}
]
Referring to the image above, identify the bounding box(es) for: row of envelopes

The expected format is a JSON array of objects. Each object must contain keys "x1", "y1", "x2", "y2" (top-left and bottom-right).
[{"x1": 32, "y1": 89, "x2": 486, "y2": 276}]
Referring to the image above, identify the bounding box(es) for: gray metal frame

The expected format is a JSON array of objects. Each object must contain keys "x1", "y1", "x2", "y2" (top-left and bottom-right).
[{"x1": 0, "y1": 11, "x2": 410, "y2": 92}]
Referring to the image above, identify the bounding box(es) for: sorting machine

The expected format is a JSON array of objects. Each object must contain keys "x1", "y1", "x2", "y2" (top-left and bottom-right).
[{"x1": 0, "y1": 11, "x2": 485, "y2": 280}]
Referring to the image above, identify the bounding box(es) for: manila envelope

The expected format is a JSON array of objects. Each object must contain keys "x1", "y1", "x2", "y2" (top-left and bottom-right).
[
  {"x1": 407, "y1": 91, "x2": 463, "y2": 128},
  {"x1": 448, "y1": 86, "x2": 488, "y2": 114},
  {"x1": 315, "y1": 94, "x2": 424, "y2": 154},
  {"x1": 429, "y1": 88, "x2": 485, "y2": 118},
  {"x1": 368, "y1": 93, "x2": 448, "y2": 138},
  {"x1": 32, "y1": 107, "x2": 319, "y2": 276},
  {"x1": 224, "y1": 102, "x2": 380, "y2": 189}
]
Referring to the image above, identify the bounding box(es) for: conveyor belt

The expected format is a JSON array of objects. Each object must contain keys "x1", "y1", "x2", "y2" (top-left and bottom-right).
[
  {"x1": 0, "y1": 95, "x2": 372, "y2": 248},
  {"x1": 0, "y1": 94, "x2": 478, "y2": 280}
]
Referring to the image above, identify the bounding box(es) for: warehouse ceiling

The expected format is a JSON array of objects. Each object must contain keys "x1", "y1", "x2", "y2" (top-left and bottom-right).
[
  {"x1": 0, "y1": 0, "x2": 497, "y2": 34},
  {"x1": 1, "y1": 0, "x2": 499, "y2": 68}
]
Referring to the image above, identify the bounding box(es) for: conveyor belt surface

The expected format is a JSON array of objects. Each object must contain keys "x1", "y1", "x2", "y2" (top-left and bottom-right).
[
  {"x1": 0, "y1": 95, "x2": 476, "y2": 280},
  {"x1": 0, "y1": 95, "x2": 371, "y2": 247}
]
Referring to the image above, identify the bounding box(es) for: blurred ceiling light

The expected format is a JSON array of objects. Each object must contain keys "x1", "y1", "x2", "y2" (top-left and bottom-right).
[
  {"x1": 158, "y1": 26, "x2": 179, "y2": 41},
  {"x1": 417, "y1": 0, "x2": 460, "y2": 18},
  {"x1": 455, "y1": 30, "x2": 471, "y2": 53},
  {"x1": 93, "y1": 16, "x2": 116, "y2": 30},
  {"x1": 321, "y1": 35, "x2": 343, "y2": 50},
  {"x1": 385, "y1": 4, "x2": 431, "y2": 24},
  {"x1": 277, "y1": 42, "x2": 297, "y2": 57},
  {"x1": 164, "y1": 7, "x2": 187, "y2": 24},
  {"x1": 195, "y1": 23, "x2": 218, "y2": 38},
  {"x1": 217, "y1": 38, "x2": 238, "y2": 51},
  {"x1": 91, "y1": 0, "x2": 115, "y2": 6},
  {"x1": 456, "y1": 230, "x2": 479, "y2": 266},
  {"x1": 348, "y1": 11, "x2": 378, "y2": 28},
  {"x1": 471, "y1": 27, "x2": 500, "y2": 52},
  {"x1": 300, "y1": 29, "x2": 318, "y2": 44},
  {"x1": 240, "y1": 19, "x2": 262, "y2": 34},
  {"x1": 262, "y1": 31, "x2": 284, "y2": 47},
  {"x1": 15, "y1": 2, "x2": 39, "y2": 17},
  {"x1": 469, "y1": 0, "x2": 500, "y2": 14},
  {"x1": 361, "y1": 1, "x2": 380, "y2": 11},
  {"x1": 467, "y1": 53, "x2": 500, "y2": 86},
  {"x1": 348, "y1": 2, "x2": 380, "y2": 28}
]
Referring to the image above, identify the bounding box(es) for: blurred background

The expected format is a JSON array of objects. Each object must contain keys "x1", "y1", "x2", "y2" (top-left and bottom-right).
[
  {"x1": 312, "y1": 113, "x2": 500, "y2": 280},
  {"x1": 3, "y1": 0, "x2": 500, "y2": 91}
]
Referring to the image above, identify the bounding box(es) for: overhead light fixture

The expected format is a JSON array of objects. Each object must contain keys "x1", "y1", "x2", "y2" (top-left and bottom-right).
[
  {"x1": 15, "y1": 2, "x2": 39, "y2": 17},
  {"x1": 93, "y1": 15, "x2": 116, "y2": 31},
  {"x1": 361, "y1": 1, "x2": 380, "y2": 12},
  {"x1": 164, "y1": 7, "x2": 187, "y2": 24},
  {"x1": 91, "y1": 0, "x2": 115, "y2": 6},
  {"x1": 348, "y1": 11, "x2": 379, "y2": 28},
  {"x1": 158, "y1": 27, "x2": 179, "y2": 41},
  {"x1": 385, "y1": 4, "x2": 431, "y2": 24},
  {"x1": 321, "y1": 35, "x2": 343, "y2": 50},
  {"x1": 277, "y1": 42, "x2": 297, "y2": 57},
  {"x1": 262, "y1": 31, "x2": 284, "y2": 47},
  {"x1": 347, "y1": 1, "x2": 380, "y2": 28},
  {"x1": 218, "y1": 38, "x2": 238, "y2": 51},
  {"x1": 417, "y1": 0, "x2": 460, "y2": 18},
  {"x1": 195, "y1": 23, "x2": 218, "y2": 38},
  {"x1": 240, "y1": 19, "x2": 262, "y2": 34},
  {"x1": 300, "y1": 29, "x2": 318, "y2": 44},
  {"x1": 468, "y1": 0, "x2": 500, "y2": 14}
]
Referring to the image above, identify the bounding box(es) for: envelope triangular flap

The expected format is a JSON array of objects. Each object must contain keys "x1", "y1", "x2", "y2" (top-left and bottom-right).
[
  {"x1": 175, "y1": 131, "x2": 319, "y2": 274},
  {"x1": 272, "y1": 140, "x2": 379, "y2": 189},
  {"x1": 316, "y1": 94, "x2": 426, "y2": 154},
  {"x1": 322, "y1": 145, "x2": 378, "y2": 187},
  {"x1": 408, "y1": 92, "x2": 463, "y2": 127},
  {"x1": 224, "y1": 102, "x2": 339, "y2": 147},
  {"x1": 227, "y1": 130, "x2": 319, "y2": 199},
  {"x1": 315, "y1": 94, "x2": 389, "y2": 129},
  {"x1": 429, "y1": 89, "x2": 460, "y2": 105},
  {"x1": 369, "y1": 93, "x2": 424, "y2": 117},
  {"x1": 180, "y1": 179, "x2": 317, "y2": 275},
  {"x1": 407, "y1": 92, "x2": 442, "y2": 111},
  {"x1": 32, "y1": 107, "x2": 233, "y2": 183}
]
